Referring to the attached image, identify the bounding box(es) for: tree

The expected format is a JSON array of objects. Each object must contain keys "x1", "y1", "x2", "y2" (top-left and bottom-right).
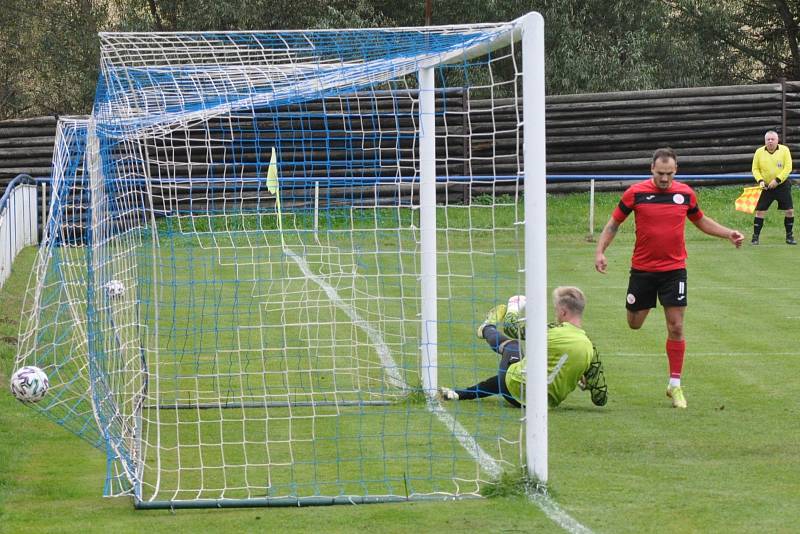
[
  {"x1": 3, "y1": 0, "x2": 796, "y2": 118},
  {"x1": 668, "y1": 0, "x2": 800, "y2": 82},
  {"x1": 0, "y1": 0, "x2": 103, "y2": 119},
  {"x1": 369, "y1": 0, "x2": 742, "y2": 93},
  {"x1": 111, "y1": 0, "x2": 389, "y2": 32}
]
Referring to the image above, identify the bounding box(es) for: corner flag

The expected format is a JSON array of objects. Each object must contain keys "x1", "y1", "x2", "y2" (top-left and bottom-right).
[
  {"x1": 267, "y1": 147, "x2": 279, "y2": 194},
  {"x1": 266, "y1": 146, "x2": 284, "y2": 243},
  {"x1": 735, "y1": 186, "x2": 762, "y2": 214}
]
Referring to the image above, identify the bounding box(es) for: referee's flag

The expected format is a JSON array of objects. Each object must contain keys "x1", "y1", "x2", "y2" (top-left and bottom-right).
[{"x1": 735, "y1": 186, "x2": 762, "y2": 214}]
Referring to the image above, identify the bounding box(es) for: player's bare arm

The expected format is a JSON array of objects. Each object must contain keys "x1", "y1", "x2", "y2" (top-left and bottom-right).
[
  {"x1": 595, "y1": 218, "x2": 621, "y2": 273},
  {"x1": 692, "y1": 216, "x2": 744, "y2": 248}
]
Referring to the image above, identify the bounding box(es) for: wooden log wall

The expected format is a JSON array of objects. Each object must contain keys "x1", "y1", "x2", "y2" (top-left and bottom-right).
[
  {"x1": 546, "y1": 83, "x2": 787, "y2": 175},
  {"x1": 2, "y1": 82, "x2": 798, "y2": 194},
  {"x1": 0, "y1": 116, "x2": 58, "y2": 182}
]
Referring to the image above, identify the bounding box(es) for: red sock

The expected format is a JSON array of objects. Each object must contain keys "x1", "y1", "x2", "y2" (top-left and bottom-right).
[{"x1": 666, "y1": 339, "x2": 685, "y2": 379}]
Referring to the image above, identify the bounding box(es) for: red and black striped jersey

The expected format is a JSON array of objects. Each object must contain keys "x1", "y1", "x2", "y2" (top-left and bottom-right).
[{"x1": 611, "y1": 179, "x2": 704, "y2": 272}]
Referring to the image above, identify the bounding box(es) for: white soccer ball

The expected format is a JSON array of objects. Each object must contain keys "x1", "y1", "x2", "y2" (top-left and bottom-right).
[
  {"x1": 105, "y1": 280, "x2": 125, "y2": 298},
  {"x1": 10, "y1": 366, "x2": 50, "y2": 403},
  {"x1": 507, "y1": 294, "x2": 526, "y2": 314}
]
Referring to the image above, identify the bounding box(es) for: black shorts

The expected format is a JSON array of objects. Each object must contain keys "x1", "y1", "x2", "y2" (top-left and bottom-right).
[
  {"x1": 755, "y1": 181, "x2": 793, "y2": 211},
  {"x1": 626, "y1": 268, "x2": 687, "y2": 311}
]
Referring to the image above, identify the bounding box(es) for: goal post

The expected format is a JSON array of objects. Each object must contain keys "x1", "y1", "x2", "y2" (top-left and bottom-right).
[
  {"x1": 418, "y1": 65, "x2": 438, "y2": 396},
  {"x1": 522, "y1": 11, "x2": 549, "y2": 485},
  {"x1": 14, "y1": 13, "x2": 548, "y2": 508}
]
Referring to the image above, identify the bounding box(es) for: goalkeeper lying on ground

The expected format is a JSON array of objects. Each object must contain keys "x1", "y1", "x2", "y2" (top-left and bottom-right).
[{"x1": 440, "y1": 286, "x2": 607, "y2": 408}]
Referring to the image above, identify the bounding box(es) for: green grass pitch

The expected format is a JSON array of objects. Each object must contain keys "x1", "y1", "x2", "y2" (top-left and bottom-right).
[{"x1": 1, "y1": 185, "x2": 799, "y2": 533}]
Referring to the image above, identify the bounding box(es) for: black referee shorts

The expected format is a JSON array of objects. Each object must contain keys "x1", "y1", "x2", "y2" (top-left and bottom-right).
[
  {"x1": 626, "y1": 268, "x2": 687, "y2": 311},
  {"x1": 755, "y1": 181, "x2": 793, "y2": 211}
]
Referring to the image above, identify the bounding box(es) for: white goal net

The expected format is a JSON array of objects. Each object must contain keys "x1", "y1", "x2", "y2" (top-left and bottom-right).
[{"x1": 15, "y1": 14, "x2": 547, "y2": 507}]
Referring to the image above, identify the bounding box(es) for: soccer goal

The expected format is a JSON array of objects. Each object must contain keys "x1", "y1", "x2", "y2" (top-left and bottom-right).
[{"x1": 14, "y1": 13, "x2": 547, "y2": 508}]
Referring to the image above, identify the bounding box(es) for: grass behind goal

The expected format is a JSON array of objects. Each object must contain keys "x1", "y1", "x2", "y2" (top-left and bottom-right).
[
  {"x1": 2, "y1": 185, "x2": 800, "y2": 532},
  {"x1": 125, "y1": 205, "x2": 523, "y2": 502}
]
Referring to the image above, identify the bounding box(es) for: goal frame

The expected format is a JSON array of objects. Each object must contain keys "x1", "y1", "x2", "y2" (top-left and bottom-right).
[
  {"x1": 101, "y1": 13, "x2": 550, "y2": 508},
  {"x1": 18, "y1": 13, "x2": 548, "y2": 509}
]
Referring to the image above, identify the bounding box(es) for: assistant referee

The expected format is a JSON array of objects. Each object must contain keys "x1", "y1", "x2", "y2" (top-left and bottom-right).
[{"x1": 751, "y1": 130, "x2": 795, "y2": 245}]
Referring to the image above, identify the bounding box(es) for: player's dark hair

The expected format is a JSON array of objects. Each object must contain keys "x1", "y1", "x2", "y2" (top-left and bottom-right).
[{"x1": 652, "y1": 147, "x2": 677, "y2": 165}]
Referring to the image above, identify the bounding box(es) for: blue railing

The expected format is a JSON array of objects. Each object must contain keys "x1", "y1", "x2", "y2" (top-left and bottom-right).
[
  {"x1": 0, "y1": 171, "x2": 791, "y2": 283},
  {"x1": 0, "y1": 175, "x2": 36, "y2": 211},
  {"x1": 548, "y1": 174, "x2": 758, "y2": 183},
  {"x1": 117, "y1": 173, "x2": 763, "y2": 188}
]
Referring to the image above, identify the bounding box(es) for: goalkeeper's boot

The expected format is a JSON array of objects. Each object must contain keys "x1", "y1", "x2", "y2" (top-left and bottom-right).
[
  {"x1": 666, "y1": 385, "x2": 687, "y2": 409},
  {"x1": 439, "y1": 387, "x2": 459, "y2": 401},
  {"x1": 477, "y1": 304, "x2": 507, "y2": 339}
]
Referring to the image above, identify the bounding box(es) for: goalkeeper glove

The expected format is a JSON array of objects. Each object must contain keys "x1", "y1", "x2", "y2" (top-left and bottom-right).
[{"x1": 584, "y1": 347, "x2": 608, "y2": 407}]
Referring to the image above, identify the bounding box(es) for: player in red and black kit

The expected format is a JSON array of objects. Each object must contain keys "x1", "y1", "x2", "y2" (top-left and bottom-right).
[{"x1": 594, "y1": 148, "x2": 744, "y2": 409}]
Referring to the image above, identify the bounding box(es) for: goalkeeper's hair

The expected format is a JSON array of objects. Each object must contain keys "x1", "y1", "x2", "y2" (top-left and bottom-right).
[{"x1": 552, "y1": 286, "x2": 585, "y2": 316}]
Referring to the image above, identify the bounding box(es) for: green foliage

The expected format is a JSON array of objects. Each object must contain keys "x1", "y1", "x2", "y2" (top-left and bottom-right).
[
  {"x1": 480, "y1": 468, "x2": 529, "y2": 498},
  {"x1": 668, "y1": 0, "x2": 800, "y2": 83},
  {"x1": 536, "y1": 1, "x2": 739, "y2": 93},
  {"x1": 110, "y1": 0, "x2": 390, "y2": 32},
  {"x1": 0, "y1": 0, "x2": 102, "y2": 119},
  {"x1": 403, "y1": 387, "x2": 428, "y2": 405},
  {"x1": 4, "y1": 0, "x2": 799, "y2": 118}
]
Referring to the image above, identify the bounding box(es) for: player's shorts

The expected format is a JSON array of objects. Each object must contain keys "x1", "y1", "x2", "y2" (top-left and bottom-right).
[
  {"x1": 755, "y1": 181, "x2": 793, "y2": 211},
  {"x1": 625, "y1": 268, "x2": 687, "y2": 311}
]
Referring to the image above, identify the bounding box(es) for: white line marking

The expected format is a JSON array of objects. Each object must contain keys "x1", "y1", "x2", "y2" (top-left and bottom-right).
[
  {"x1": 284, "y1": 248, "x2": 406, "y2": 391},
  {"x1": 425, "y1": 397, "x2": 502, "y2": 478},
  {"x1": 285, "y1": 247, "x2": 592, "y2": 533},
  {"x1": 529, "y1": 490, "x2": 595, "y2": 534}
]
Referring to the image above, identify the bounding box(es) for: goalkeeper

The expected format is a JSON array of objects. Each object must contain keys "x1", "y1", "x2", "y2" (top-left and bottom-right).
[{"x1": 440, "y1": 286, "x2": 607, "y2": 408}]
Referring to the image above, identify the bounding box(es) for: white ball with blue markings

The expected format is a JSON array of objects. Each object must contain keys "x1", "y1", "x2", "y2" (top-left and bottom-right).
[
  {"x1": 10, "y1": 366, "x2": 49, "y2": 403},
  {"x1": 105, "y1": 280, "x2": 125, "y2": 298},
  {"x1": 507, "y1": 294, "x2": 526, "y2": 314}
]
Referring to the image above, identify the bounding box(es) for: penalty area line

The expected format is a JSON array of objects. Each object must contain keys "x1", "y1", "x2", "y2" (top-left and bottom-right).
[
  {"x1": 286, "y1": 247, "x2": 591, "y2": 533},
  {"x1": 528, "y1": 490, "x2": 595, "y2": 534}
]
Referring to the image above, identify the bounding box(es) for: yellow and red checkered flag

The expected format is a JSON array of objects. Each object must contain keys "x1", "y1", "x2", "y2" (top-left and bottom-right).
[{"x1": 735, "y1": 186, "x2": 762, "y2": 214}]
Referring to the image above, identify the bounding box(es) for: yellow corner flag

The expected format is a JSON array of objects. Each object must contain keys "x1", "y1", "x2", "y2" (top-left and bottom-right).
[
  {"x1": 735, "y1": 186, "x2": 762, "y2": 214},
  {"x1": 267, "y1": 147, "x2": 279, "y2": 194},
  {"x1": 266, "y1": 146, "x2": 284, "y2": 243}
]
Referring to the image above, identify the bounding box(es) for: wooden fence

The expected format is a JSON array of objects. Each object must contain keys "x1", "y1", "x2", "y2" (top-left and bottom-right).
[{"x1": 3, "y1": 82, "x2": 800, "y2": 189}]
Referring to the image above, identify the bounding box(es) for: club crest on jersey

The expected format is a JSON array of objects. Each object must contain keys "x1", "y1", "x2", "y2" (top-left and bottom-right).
[{"x1": 672, "y1": 193, "x2": 685, "y2": 204}]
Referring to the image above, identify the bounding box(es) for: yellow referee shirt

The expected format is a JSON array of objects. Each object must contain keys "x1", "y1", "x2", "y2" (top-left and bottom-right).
[{"x1": 752, "y1": 144, "x2": 793, "y2": 184}]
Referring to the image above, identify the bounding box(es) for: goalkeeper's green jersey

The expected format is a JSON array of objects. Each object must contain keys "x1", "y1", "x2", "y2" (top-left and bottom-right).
[{"x1": 504, "y1": 322, "x2": 594, "y2": 407}]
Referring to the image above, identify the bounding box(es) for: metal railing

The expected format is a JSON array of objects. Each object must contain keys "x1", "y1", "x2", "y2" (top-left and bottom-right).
[
  {"x1": 0, "y1": 171, "x2": 782, "y2": 289},
  {"x1": 0, "y1": 174, "x2": 44, "y2": 288}
]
